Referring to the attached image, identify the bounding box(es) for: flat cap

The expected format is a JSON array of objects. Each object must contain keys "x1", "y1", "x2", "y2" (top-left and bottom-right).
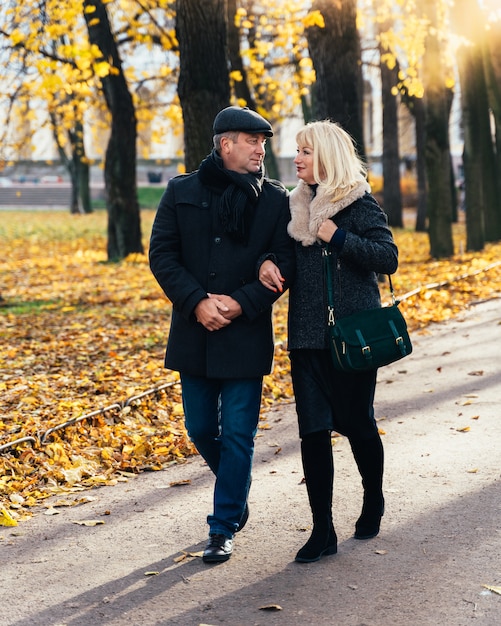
[{"x1": 213, "y1": 106, "x2": 273, "y2": 137}]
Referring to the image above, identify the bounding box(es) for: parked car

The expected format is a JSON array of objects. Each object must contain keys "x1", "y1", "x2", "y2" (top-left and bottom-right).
[{"x1": 40, "y1": 175, "x2": 63, "y2": 183}]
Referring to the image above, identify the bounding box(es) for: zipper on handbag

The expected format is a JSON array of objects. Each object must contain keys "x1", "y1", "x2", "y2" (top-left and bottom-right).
[{"x1": 328, "y1": 305, "x2": 335, "y2": 326}]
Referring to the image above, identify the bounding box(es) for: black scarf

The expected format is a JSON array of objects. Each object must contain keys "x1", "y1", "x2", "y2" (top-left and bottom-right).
[{"x1": 197, "y1": 149, "x2": 264, "y2": 243}]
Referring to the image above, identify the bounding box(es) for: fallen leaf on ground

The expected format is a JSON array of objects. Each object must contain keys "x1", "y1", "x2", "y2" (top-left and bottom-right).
[
  {"x1": 144, "y1": 571, "x2": 159, "y2": 576},
  {"x1": 456, "y1": 426, "x2": 470, "y2": 432},
  {"x1": 0, "y1": 509, "x2": 18, "y2": 527},
  {"x1": 44, "y1": 508, "x2": 60, "y2": 516},
  {"x1": 169, "y1": 480, "x2": 191, "y2": 487},
  {"x1": 72, "y1": 520, "x2": 105, "y2": 526},
  {"x1": 3, "y1": 211, "x2": 501, "y2": 519},
  {"x1": 482, "y1": 585, "x2": 501, "y2": 595},
  {"x1": 259, "y1": 604, "x2": 282, "y2": 611}
]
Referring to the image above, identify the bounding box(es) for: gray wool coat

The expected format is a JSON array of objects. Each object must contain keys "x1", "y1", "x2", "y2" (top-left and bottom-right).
[{"x1": 287, "y1": 180, "x2": 398, "y2": 351}]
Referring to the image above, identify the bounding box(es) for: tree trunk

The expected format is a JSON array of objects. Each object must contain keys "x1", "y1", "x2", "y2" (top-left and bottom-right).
[
  {"x1": 306, "y1": 0, "x2": 365, "y2": 157},
  {"x1": 414, "y1": 97, "x2": 428, "y2": 232},
  {"x1": 177, "y1": 0, "x2": 230, "y2": 172},
  {"x1": 421, "y1": 0, "x2": 454, "y2": 258},
  {"x1": 453, "y1": 0, "x2": 499, "y2": 248},
  {"x1": 401, "y1": 91, "x2": 428, "y2": 232},
  {"x1": 68, "y1": 118, "x2": 92, "y2": 214},
  {"x1": 83, "y1": 0, "x2": 142, "y2": 261},
  {"x1": 49, "y1": 111, "x2": 90, "y2": 214},
  {"x1": 380, "y1": 55, "x2": 403, "y2": 227},
  {"x1": 226, "y1": 0, "x2": 280, "y2": 180},
  {"x1": 78, "y1": 155, "x2": 92, "y2": 214},
  {"x1": 484, "y1": 21, "x2": 501, "y2": 239},
  {"x1": 227, "y1": 0, "x2": 253, "y2": 106},
  {"x1": 484, "y1": 20, "x2": 501, "y2": 228},
  {"x1": 458, "y1": 35, "x2": 488, "y2": 251}
]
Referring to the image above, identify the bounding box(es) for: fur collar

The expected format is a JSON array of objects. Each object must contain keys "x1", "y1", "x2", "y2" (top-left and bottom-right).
[{"x1": 288, "y1": 179, "x2": 371, "y2": 245}]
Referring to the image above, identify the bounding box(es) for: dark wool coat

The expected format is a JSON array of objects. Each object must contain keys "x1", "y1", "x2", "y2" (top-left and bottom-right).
[
  {"x1": 149, "y1": 171, "x2": 295, "y2": 378},
  {"x1": 287, "y1": 180, "x2": 398, "y2": 351}
]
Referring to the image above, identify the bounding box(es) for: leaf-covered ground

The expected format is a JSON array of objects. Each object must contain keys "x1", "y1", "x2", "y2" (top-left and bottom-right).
[{"x1": 1, "y1": 209, "x2": 500, "y2": 523}]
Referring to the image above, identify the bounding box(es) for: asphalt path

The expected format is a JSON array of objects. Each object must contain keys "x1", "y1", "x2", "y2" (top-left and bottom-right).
[{"x1": 1, "y1": 297, "x2": 500, "y2": 626}]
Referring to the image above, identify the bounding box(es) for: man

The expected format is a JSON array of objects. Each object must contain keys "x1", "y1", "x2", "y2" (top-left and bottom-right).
[{"x1": 149, "y1": 106, "x2": 295, "y2": 563}]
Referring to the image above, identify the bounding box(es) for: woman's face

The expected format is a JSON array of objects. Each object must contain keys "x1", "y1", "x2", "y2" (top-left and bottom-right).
[{"x1": 294, "y1": 143, "x2": 316, "y2": 185}]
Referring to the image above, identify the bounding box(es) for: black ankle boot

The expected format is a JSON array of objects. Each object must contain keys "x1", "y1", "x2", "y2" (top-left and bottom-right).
[
  {"x1": 295, "y1": 525, "x2": 338, "y2": 563},
  {"x1": 354, "y1": 495, "x2": 385, "y2": 539}
]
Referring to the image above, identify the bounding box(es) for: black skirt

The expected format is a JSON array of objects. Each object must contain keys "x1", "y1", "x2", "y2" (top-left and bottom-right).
[{"x1": 289, "y1": 348, "x2": 379, "y2": 440}]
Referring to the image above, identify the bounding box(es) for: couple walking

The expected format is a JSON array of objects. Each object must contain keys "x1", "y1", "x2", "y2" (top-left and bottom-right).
[{"x1": 149, "y1": 106, "x2": 398, "y2": 564}]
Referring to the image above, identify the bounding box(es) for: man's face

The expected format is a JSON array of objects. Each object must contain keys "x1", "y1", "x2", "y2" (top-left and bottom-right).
[{"x1": 220, "y1": 132, "x2": 267, "y2": 174}]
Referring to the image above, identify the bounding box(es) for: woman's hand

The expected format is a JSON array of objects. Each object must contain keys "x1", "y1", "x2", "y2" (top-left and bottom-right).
[
  {"x1": 259, "y1": 259, "x2": 285, "y2": 293},
  {"x1": 317, "y1": 219, "x2": 337, "y2": 243}
]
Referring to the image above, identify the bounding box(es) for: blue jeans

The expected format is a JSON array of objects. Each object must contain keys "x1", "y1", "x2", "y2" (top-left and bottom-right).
[{"x1": 180, "y1": 374, "x2": 262, "y2": 538}]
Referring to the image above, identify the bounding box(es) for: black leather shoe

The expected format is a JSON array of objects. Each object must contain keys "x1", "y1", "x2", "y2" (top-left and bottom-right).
[
  {"x1": 236, "y1": 502, "x2": 249, "y2": 532},
  {"x1": 202, "y1": 533, "x2": 233, "y2": 563},
  {"x1": 295, "y1": 527, "x2": 338, "y2": 563}
]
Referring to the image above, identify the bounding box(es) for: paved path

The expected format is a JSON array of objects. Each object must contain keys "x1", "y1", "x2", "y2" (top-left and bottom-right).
[{"x1": 1, "y1": 298, "x2": 500, "y2": 626}]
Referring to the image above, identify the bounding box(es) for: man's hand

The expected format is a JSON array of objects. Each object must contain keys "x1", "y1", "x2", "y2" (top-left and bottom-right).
[
  {"x1": 208, "y1": 293, "x2": 242, "y2": 320},
  {"x1": 194, "y1": 298, "x2": 232, "y2": 331},
  {"x1": 258, "y1": 259, "x2": 285, "y2": 293}
]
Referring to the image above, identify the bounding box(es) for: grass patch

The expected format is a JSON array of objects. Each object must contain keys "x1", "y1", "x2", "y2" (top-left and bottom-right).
[
  {"x1": 91, "y1": 186, "x2": 164, "y2": 211},
  {"x1": 0, "y1": 299, "x2": 60, "y2": 315}
]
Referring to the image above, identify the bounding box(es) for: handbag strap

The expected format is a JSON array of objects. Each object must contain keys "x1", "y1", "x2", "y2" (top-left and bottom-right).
[{"x1": 322, "y1": 245, "x2": 397, "y2": 327}]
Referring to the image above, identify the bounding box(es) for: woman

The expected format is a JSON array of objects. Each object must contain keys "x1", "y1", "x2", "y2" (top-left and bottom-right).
[{"x1": 260, "y1": 120, "x2": 398, "y2": 563}]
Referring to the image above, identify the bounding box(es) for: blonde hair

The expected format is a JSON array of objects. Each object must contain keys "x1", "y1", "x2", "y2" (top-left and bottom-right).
[{"x1": 296, "y1": 120, "x2": 368, "y2": 202}]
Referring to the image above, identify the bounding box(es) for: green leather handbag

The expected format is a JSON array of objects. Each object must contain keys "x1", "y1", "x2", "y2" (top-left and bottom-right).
[{"x1": 323, "y1": 248, "x2": 412, "y2": 372}]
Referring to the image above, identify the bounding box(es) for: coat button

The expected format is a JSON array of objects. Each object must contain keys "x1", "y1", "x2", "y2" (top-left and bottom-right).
[
  {"x1": 214, "y1": 237, "x2": 221, "y2": 244},
  {"x1": 209, "y1": 272, "x2": 216, "y2": 279},
  {"x1": 202, "y1": 201, "x2": 208, "y2": 207}
]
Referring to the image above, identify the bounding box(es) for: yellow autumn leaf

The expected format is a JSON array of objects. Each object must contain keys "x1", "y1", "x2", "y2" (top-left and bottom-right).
[
  {"x1": 302, "y1": 10, "x2": 325, "y2": 29},
  {"x1": 169, "y1": 479, "x2": 191, "y2": 487},
  {"x1": 0, "y1": 509, "x2": 18, "y2": 527},
  {"x1": 3, "y1": 210, "x2": 501, "y2": 520},
  {"x1": 173, "y1": 554, "x2": 186, "y2": 563}
]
